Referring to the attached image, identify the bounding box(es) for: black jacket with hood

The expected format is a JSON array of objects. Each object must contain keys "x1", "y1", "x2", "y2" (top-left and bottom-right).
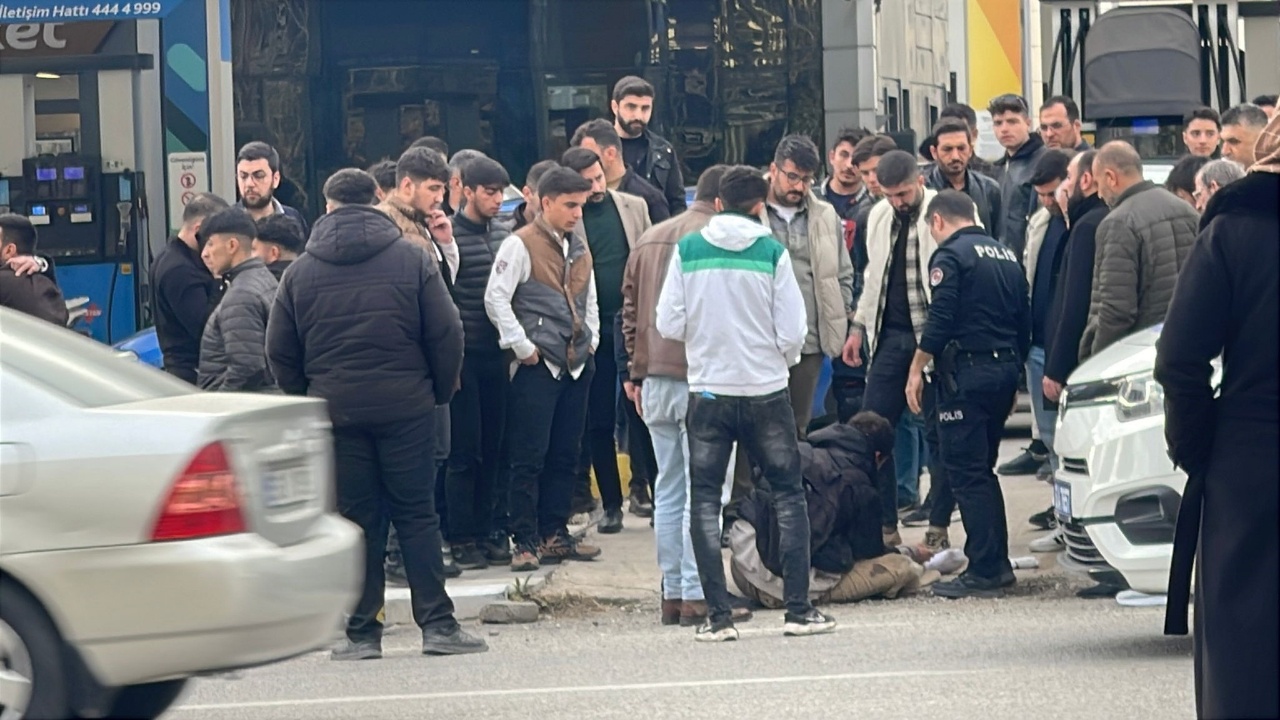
[
  {"x1": 266, "y1": 204, "x2": 463, "y2": 428},
  {"x1": 993, "y1": 132, "x2": 1047, "y2": 259},
  {"x1": 739, "y1": 423, "x2": 884, "y2": 577}
]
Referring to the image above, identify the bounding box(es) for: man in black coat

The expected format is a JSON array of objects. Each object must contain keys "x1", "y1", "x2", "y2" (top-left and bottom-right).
[
  {"x1": 149, "y1": 193, "x2": 230, "y2": 383},
  {"x1": 1154, "y1": 130, "x2": 1279, "y2": 719},
  {"x1": 267, "y1": 168, "x2": 486, "y2": 660},
  {"x1": 612, "y1": 75, "x2": 687, "y2": 216}
]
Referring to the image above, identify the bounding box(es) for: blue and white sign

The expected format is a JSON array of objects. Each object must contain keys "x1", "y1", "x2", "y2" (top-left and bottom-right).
[{"x1": 0, "y1": 0, "x2": 184, "y2": 23}]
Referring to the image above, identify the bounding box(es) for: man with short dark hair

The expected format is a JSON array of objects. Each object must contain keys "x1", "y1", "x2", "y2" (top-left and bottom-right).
[
  {"x1": 0, "y1": 214, "x2": 66, "y2": 325},
  {"x1": 847, "y1": 150, "x2": 958, "y2": 550},
  {"x1": 236, "y1": 141, "x2": 309, "y2": 235},
  {"x1": 824, "y1": 127, "x2": 872, "y2": 219},
  {"x1": 572, "y1": 118, "x2": 671, "y2": 224},
  {"x1": 150, "y1": 192, "x2": 231, "y2": 383},
  {"x1": 765, "y1": 134, "x2": 856, "y2": 435},
  {"x1": 197, "y1": 208, "x2": 279, "y2": 392},
  {"x1": 485, "y1": 167, "x2": 603, "y2": 571},
  {"x1": 513, "y1": 159, "x2": 559, "y2": 232},
  {"x1": 612, "y1": 75, "x2": 686, "y2": 216},
  {"x1": 1083, "y1": 141, "x2": 1199, "y2": 358},
  {"x1": 939, "y1": 102, "x2": 997, "y2": 176},
  {"x1": 409, "y1": 135, "x2": 450, "y2": 158},
  {"x1": 561, "y1": 146, "x2": 653, "y2": 532},
  {"x1": 379, "y1": 149, "x2": 459, "y2": 283},
  {"x1": 367, "y1": 160, "x2": 398, "y2": 202},
  {"x1": 446, "y1": 157, "x2": 515, "y2": 569},
  {"x1": 268, "y1": 167, "x2": 480, "y2": 661},
  {"x1": 1220, "y1": 103, "x2": 1269, "y2": 167},
  {"x1": 988, "y1": 94, "x2": 1047, "y2": 258},
  {"x1": 1183, "y1": 107, "x2": 1222, "y2": 158},
  {"x1": 1252, "y1": 94, "x2": 1278, "y2": 119},
  {"x1": 253, "y1": 214, "x2": 305, "y2": 280},
  {"x1": 446, "y1": 149, "x2": 488, "y2": 216},
  {"x1": 657, "y1": 165, "x2": 836, "y2": 642},
  {"x1": 1165, "y1": 155, "x2": 1211, "y2": 207},
  {"x1": 924, "y1": 118, "x2": 1003, "y2": 238},
  {"x1": 905, "y1": 189, "x2": 1029, "y2": 599},
  {"x1": 1039, "y1": 96, "x2": 1090, "y2": 151},
  {"x1": 623, "y1": 165, "x2": 739, "y2": 626}
]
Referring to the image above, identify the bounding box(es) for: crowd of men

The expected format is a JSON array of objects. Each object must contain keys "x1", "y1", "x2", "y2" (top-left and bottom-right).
[{"x1": 3, "y1": 74, "x2": 1275, "y2": 681}]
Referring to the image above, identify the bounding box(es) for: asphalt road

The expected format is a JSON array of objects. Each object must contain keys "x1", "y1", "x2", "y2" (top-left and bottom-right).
[{"x1": 169, "y1": 589, "x2": 1193, "y2": 720}]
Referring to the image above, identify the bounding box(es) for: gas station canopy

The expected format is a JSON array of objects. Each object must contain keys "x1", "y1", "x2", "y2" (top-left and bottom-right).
[{"x1": 0, "y1": 0, "x2": 185, "y2": 24}]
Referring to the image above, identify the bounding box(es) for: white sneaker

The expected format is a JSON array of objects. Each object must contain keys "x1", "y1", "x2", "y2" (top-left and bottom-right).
[
  {"x1": 694, "y1": 619, "x2": 739, "y2": 643},
  {"x1": 1029, "y1": 528, "x2": 1066, "y2": 553},
  {"x1": 783, "y1": 609, "x2": 837, "y2": 636}
]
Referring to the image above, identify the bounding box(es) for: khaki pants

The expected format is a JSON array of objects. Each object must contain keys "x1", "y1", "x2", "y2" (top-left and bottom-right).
[{"x1": 788, "y1": 353, "x2": 826, "y2": 438}]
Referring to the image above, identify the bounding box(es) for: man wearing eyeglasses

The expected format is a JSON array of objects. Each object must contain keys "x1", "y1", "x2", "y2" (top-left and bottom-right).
[
  {"x1": 989, "y1": 94, "x2": 1047, "y2": 261},
  {"x1": 763, "y1": 134, "x2": 857, "y2": 437},
  {"x1": 236, "y1": 141, "x2": 310, "y2": 237},
  {"x1": 1038, "y1": 96, "x2": 1091, "y2": 153}
]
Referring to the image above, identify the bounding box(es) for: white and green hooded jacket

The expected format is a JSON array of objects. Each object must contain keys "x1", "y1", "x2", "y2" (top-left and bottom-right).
[{"x1": 656, "y1": 213, "x2": 807, "y2": 396}]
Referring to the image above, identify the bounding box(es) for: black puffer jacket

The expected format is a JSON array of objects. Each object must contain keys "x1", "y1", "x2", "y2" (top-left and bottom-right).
[
  {"x1": 450, "y1": 212, "x2": 508, "y2": 355},
  {"x1": 739, "y1": 423, "x2": 883, "y2": 576},
  {"x1": 197, "y1": 257, "x2": 278, "y2": 392},
  {"x1": 267, "y1": 205, "x2": 463, "y2": 427}
]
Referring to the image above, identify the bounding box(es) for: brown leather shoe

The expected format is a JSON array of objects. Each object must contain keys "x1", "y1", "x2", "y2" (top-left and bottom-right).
[
  {"x1": 538, "y1": 533, "x2": 602, "y2": 564},
  {"x1": 680, "y1": 600, "x2": 753, "y2": 627},
  {"x1": 661, "y1": 599, "x2": 682, "y2": 626}
]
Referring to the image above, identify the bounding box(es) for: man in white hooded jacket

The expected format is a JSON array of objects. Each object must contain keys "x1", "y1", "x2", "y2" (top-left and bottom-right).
[{"x1": 657, "y1": 166, "x2": 837, "y2": 643}]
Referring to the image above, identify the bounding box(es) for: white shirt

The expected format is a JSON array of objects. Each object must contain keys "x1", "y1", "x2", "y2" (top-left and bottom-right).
[
  {"x1": 484, "y1": 229, "x2": 600, "y2": 380},
  {"x1": 436, "y1": 239, "x2": 460, "y2": 285}
]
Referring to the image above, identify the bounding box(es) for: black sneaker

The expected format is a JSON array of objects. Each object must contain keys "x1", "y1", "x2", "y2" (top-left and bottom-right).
[
  {"x1": 901, "y1": 505, "x2": 931, "y2": 527},
  {"x1": 627, "y1": 486, "x2": 654, "y2": 518},
  {"x1": 1028, "y1": 506, "x2": 1057, "y2": 531},
  {"x1": 422, "y1": 625, "x2": 489, "y2": 655},
  {"x1": 693, "y1": 617, "x2": 739, "y2": 643},
  {"x1": 997, "y1": 443, "x2": 1048, "y2": 476},
  {"x1": 932, "y1": 572, "x2": 1013, "y2": 599},
  {"x1": 598, "y1": 508, "x2": 624, "y2": 534},
  {"x1": 441, "y1": 546, "x2": 462, "y2": 579},
  {"x1": 331, "y1": 639, "x2": 381, "y2": 661},
  {"x1": 482, "y1": 532, "x2": 512, "y2": 563},
  {"x1": 451, "y1": 543, "x2": 488, "y2": 571},
  {"x1": 783, "y1": 609, "x2": 837, "y2": 636}
]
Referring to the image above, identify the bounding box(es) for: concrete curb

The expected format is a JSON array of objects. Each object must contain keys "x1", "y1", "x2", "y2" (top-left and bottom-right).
[{"x1": 383, "y1": 520, "x2": 591, "y2": 625}]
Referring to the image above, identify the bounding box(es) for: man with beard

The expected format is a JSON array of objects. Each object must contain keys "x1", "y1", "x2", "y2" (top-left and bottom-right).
[
  {"x1": 446, "y1": 149, "x2": 488, "y2": 217},
  {"x1": 1030, "y1": 150, "x2": 1108, "y2": 537},
  {"x1": 846, "y1": 151, "x2": 962, "y2": 550},
  {"x1": 764, "y1": 134, "x2": 856, "y2": 436},
  {"x1": 988, "y1": 94, "x2": 1047, "y2": 259},
  {"x1": 252, "y1": 214, "x2": 305, "y2": 281},
  {"x1": 938, "y1": 103, "x2": 998, "y2": 177},
  {"x1": 571, "y1": 118, "x2": 671, "y2": 224},
  {"x1": 924, "y1": 118, "x2": 1002, "y2": 239},
  {"x1": 1219, "y1": 103, "x2": 1269, "y2": 167},
  {"x1": 561, "y1": 147, "x2": 652, "y2": 534},
  {"x1": 612, "y1": 75, "x2": 687, "y2": 216},
  {"x1": 235, "y1": 142, "x2": 309, "y2": 236}
]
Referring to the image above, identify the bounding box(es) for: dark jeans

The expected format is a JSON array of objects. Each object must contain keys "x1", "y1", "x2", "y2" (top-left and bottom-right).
[
  {"x1": 445, "y1": 352, "x2": 508, "y2": 544},
  {"x1": 936, "y1": 359, "x2": 1019, "y2": 579},
  {"x1": 861, "y1": 328, "x2": 946, "y2": 528},
  {"x1": 507, "y1": 358, "x2": 594, "y2": 548},
  {"x1": 688, "y1": 389, "x2": 812, "y2": 622},
  {"x1": 334, "y1": 413, "x2": 455, "y2": 643},
  {"x1": 578, "y1": 337, "x2": 623, "y2": 511},
  {"x1": 621, "y1": 385, "x2": 657, "y2": 495}
]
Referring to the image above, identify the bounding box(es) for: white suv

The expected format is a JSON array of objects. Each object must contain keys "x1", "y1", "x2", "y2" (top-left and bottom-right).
[{"x1": 1051, "y1": 324, "x2": 1217, "y2": 594}]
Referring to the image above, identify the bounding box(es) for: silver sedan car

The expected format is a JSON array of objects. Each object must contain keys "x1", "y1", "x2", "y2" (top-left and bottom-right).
[{"x1": 0, "y1": 308, "x2": 362, "y2": 719}]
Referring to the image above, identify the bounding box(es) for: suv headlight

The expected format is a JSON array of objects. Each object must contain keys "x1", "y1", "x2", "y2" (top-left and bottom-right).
[{"x1": 1115, "y1": 371, "x2": 1164, "y2": 422}]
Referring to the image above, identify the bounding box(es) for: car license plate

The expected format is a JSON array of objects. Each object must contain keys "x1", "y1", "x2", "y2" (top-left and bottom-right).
[
  {"x1": 1053, "y1": 480, "x2": 1072, "y2": 519},
  {"x1": 263, "y1": 467, "x2": 316, "y2": 508}
]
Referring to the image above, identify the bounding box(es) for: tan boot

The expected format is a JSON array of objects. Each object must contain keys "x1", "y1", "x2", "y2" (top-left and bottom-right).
[{"x1": 924, "y1": 526, "x2": 951, "y2": 552}]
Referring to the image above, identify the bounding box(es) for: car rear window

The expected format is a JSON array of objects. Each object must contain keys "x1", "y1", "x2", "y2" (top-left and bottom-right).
[{"x1": 0, "y1": 308, "x2": 193, "y2": 408}]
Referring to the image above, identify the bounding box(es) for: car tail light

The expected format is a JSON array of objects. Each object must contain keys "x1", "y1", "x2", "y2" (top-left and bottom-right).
[{"x1": 151, "y1": 442, "x2": 246, "y2": 542}]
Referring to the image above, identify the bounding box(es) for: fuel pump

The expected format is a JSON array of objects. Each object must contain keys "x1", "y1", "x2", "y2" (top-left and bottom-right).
[{"x1": 1, "y1": 154, "x2": 149, "y2": 343}]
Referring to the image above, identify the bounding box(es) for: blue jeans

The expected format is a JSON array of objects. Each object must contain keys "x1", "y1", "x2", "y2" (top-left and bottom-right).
[
  {"x1": 642, "y1": 376, "x2": 734, "y2": 602},
  {"x1": 1026, "y1": 346, "x2": 1057, "y2": 469},
  {"x1": 895, "y1": 411, "x2": 927, "y2": 506}
]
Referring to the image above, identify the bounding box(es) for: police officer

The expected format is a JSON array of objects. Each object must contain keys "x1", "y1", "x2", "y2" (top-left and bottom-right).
[{"x1": 905, "y1": 189, "x2": 1030, "y2": 599}]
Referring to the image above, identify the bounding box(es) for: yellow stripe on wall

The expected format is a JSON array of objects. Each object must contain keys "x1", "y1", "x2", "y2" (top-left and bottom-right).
[{"x1": 968, "y1": 0, "x2": 1023, "y2": 106}]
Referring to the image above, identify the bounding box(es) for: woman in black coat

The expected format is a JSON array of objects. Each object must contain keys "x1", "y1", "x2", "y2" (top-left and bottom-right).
[{"x1": 1153, "y1": 121, "x2": 1280, "y2": 719}]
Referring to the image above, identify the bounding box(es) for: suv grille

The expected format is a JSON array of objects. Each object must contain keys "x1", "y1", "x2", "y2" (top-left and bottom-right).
[{"x1": 1062, "y1": 457, "x2": 1089, "y2": 475}]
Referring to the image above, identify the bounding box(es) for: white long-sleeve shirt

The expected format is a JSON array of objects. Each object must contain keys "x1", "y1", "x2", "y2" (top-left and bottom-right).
[
  {"x1": 484, "y1": 232, "x2": 599, "y2": 380},
  {"x1": 657, "y1": 213, "x2": 806, "y2": 396}
]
